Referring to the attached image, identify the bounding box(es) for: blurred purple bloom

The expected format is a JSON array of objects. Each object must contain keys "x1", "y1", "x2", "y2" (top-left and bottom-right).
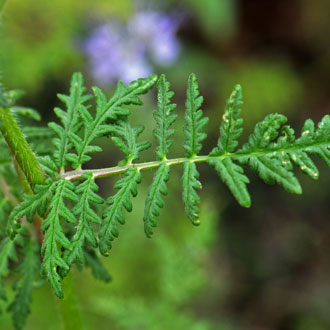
[
  {"x1": 129, "y1": 11, "x2": 181, "y2": 66},
  {"x1": 85, "y1": 10, "x2": 181, "y2": 85}
]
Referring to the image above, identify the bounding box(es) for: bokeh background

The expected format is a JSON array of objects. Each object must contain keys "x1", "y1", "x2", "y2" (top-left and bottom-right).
[{"x1": 1, "y1": 0, "x2": 330, "y2": 329}]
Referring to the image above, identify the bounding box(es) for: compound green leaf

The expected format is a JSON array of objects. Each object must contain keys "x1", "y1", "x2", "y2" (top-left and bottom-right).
[
  {"x1": 41, "y1": 179, "x2": 78, "y2": 298},
  {"x1": 63, "y1": 172, "x2": 103, "y2": 269},
  {"x1": 209, "y1": 158, "x2": 250, "y2": 207},
  {"x1": 153, "y1": 74, "x2": 177, "y2": 160},
  {"x1": 99, "y1": 168, "x2": 141, "y2": 256},
  {"x1": 210, "y1": 84, "x2": 243, "y2": 155},
  {"x1": 7, "y1": 238, "x2": 40, "y2": 330},
  {"x1": 144, "y1": 163, "x2": 170, "y2": 238},
  {"x1": 184, "y1": 73, "x2": 208, "y2": 157},
  {"x1": 182, "y1": 161, "x2": 201, "y2": 225}
]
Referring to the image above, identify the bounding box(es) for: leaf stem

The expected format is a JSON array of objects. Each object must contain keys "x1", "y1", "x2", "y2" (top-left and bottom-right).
[{"x1": 62, "y1": 140, "x2": 330, "y2": 181}]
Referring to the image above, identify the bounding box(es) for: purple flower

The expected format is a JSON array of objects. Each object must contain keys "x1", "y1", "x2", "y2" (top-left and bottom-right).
[
  {"x1": 84, "y1": 23, "x2": 123, "y2": 84},
  {"x1": 84, "y1": 10, "x2": 181, "y2": 86},
  {"x1": 129, "y1": 11, "x2": 181, "y2": 66}
]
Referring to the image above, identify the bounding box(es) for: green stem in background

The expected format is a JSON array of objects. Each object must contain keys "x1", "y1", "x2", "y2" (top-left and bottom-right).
[
  {"x1": 0, "y1": 107, "x2": 45, "y2": 189},
  {"x1": 0, "y1": 107, "x2": 83, "y2": 329},
  {"x1": 56, "y1": 270, "x2": 84, "y2": 330}
]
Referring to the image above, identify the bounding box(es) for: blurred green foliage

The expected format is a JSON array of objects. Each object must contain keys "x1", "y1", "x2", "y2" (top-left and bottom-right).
[{"x1": 0, "y1": 0, "x2": 133, "y2": 92}]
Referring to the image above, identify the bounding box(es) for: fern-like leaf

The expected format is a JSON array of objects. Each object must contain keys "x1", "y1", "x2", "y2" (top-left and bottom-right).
[
  {"x1": 241, "y1": 113, "x2": 287, "y2": 151},
  {"x1": 70, "y1": 75, "x2": 157, "y2": 168},
  {"x1": 7, "y1": 180, "x2": 53, "y2": 239},
  {"x1": 208, "y1": 158, "x2": 250, "y2": 207},
  {"x1": 0, "y1": 192, "x2": 12, "y2": 237},
  {"x1": 7, "y1": 238, "x2": 40, "y2": 330},
  {"x1": 0, "y1": 234, "x2": 19, "y2": 306},
  {"x1": 48, "y1": 72, "x2": 91, "y2": 169},
  {"x1": 63, "y1": 172, "x2": 103, "y2": 268},
  {"x1": 184, "y1": 73, "x2": 208, "y2": 157},
  {"x1": 23, "y1": 126, "x2": 55, "y2": 156},
  {"x1": 41, "y1": 179, "x2": 78, "y2": 298},
  {"x1": 238, "y1": 113, "x2": 302, "y2": 194},
  {"x1": 109, "y1": 121, "x2": 151, "y2": 166},
  {"x1": 207, "y1": 85, "x2": 250, "y2": 206},
  {"x1": 0, "y1": 236, "x2": 17, "y2": 278},
  {"x1": 153, "y1": 74, "x2": 177, "y2": 160},
  {"x1": 210, "y1": 84, "x2": 243, "y2": 155},
  {"x1": 182, "y1": 161, "x2": 202, "y2": 225},
  {"x1": 99, "y1": 168, "x2": 141, "y2": 256},
  {"x1": 84, "y1": 249, "x2": 112, "y2": 283},
  {"x1": 143, "y1": 75, "x2": 177, "y2": 237},
  {"x1": 182, "y1": 74, "x2": 208, "y2": 222},
  {"x1": 305, "y1": 115, "x2": 330, "y2": 166},
  {"x1": 11, "y1": 106, "x2": 41, "y2": 122},
  {"x1": 144, "y1": 163, "x2": 170, "y2": 237}
]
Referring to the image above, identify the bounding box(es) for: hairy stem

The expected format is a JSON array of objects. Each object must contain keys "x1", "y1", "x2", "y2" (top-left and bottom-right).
[
  {"x1": 0, "y1": 108, "x2": 45, "y2": 242},
  {"x1": 0, "y1": 107, "x2": 45, "y2": 189},
  {"x1": 56, "y1": 270, "x2": 84, "y2": 330},
  {"x1": 62, "y1": 140, "x2": 329, "y2": 181}
]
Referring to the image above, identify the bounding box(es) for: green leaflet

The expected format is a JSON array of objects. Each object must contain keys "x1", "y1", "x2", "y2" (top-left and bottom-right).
[
  {"x1": 41, "y1": 179, "x2": 78, "y2": 298},
  {"x1": 84, "y1": 249, "x2": 112, "y2": 283},
  {"x1": 210, "y1": 84, "x2": 243, "y2": 155},
  {"x1": 22, "y1": 126, "x2": 54, "y2": 140},
  {"x1": 0, "y1": 85, "x2": 23, "y2": 108},
  {"x1": 0, "y1": 236, "x2": 17, "y2": 278},
  {"x1": 236, "y1": 114, "x2": 306, "y2": 194},
  {"x1": 0, "y1": 192, "x2": 12, "y2": 237},
  {"x1": 181, "y1": 74, "x2": 208, "y2": 222},
  {"x1": 11, "y1": 106, "x2": 41, "y2": 122},
  {"x1": 144, "y1": 163, "x2": 170, "y2": 237},
  {"x1": 273, "y1": 125, "x2": 318, "y2": 179},
  {"x1": 0, "y1": 234, "x2": 19, "y2": 306},
  {"x1": 63, "y1": 172, "x2": 103, "y2": 269},
  {"x1": 69, "y1": 74, "x2": 158, "y2": 169},
  {"x1": 109, "y1": 121, "x2": 151, "y2": 166},
  {"x1": 306, "y1": 115, "x2": 330, "y2": 166},
  {"x1": 37, "y1": 156, "x2": 59, "y2": 177},
  {"x1": 7, "y1": 238, "x2": 40, "y2": 330},
  {"x1": 182, "y1": 161, "x2": 202, "y2": 225},
  {"x1": 0, "y1": 281, "x2": 6, "y2": 312},
  {"x1": 184, "y1": 73, "x2": 208, "y2": 157},
  {"x1": 99, "y1": 168, "x2": 141, "y2": 256},
  {"x1": 142, "y1": 75, "x2": 177, "y2": 237},
  {"x1": 241, "y1": 113, "x2": 287, "y2": 151},
  {"x1": 208, "y1": 158, "x2": 250, "y2": 207},
  {"x1": 48, "y1": 72, "x2": 91, "y2": 169},
  {"x1": 7, "y1": 180, "x2": 53, "y2": 239},
  {"x1": 236, "y1": 113, "x2": 302, "y2": 193},
  {"x1": 23, "y1": 126, "x2": 55, "y2": 156},
  {"x1": 153, "y1": 74, "x2": 177, "y2": 160},
  {"x1": 249, "y1": 155, "x2": 301, "y2": 194}
]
